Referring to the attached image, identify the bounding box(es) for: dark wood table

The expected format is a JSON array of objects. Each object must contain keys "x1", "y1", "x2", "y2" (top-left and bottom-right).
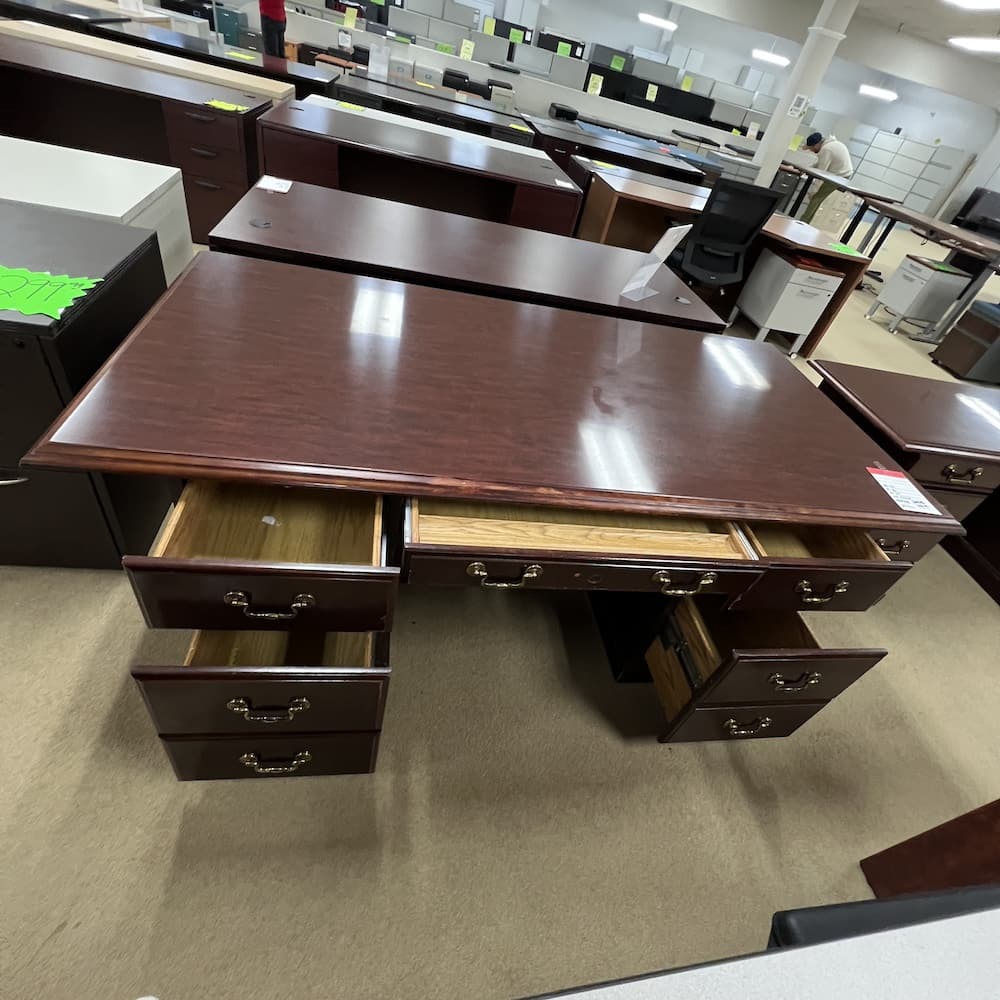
[
  {"x1": 333, "y1": 73, "x2": 533, "y2": 146},
  {"x1": 208, "y1": 179, "x2": 724, "y2": 330},
  {"x1": 576, "y1": 171, "x2": 873, "y2": 357},
  {"x1": 814, "y1": 361, "x2": 1000, "y2": 593},
  {"x1": 94, "y1": 21, "x2": 338, "y2": 99},
  {"x1": 0, "y1": 34, "x2": 270, "y2": 242},
  {"x1": 0, "y1": 0, "x2": 128, "y2": 23},
  {"x1": 565, "y1": 155, "x2": 711, "y2": 203},
  {"x1": 256, "y1": 98, "x2": 582, "y2": 235}
]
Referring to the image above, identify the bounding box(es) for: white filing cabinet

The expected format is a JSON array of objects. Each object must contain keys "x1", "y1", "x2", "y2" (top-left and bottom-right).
[
  {"x1": 866, "y1": 254, "x2": 970, "y2": 333},
  {"x1": 0, "y1": 137, "x2": 194, "y2": 284},
  {"x1": 736, "y1": 248, "x2": 843, "y2": 355}
]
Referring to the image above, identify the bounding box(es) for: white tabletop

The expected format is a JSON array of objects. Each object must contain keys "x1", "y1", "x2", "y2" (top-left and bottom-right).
[{"x1": 0, "y1": 137, "x2": 181, "y2": 223}]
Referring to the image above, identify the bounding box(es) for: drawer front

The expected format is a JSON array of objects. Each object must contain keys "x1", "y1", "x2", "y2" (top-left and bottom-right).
[
  {"x1": 181, "y1": 174, "x2": 247, "y2": 243},
  {"x1": 900, "y1": 257, "x2": 931, "y2": 281},
  {"x1": 732, "y1": 563, "x2": 908, "y2": 612},
  {"x1": 125, "y1": 560, "x2": 398, "y2": 632},
  {"x1": 171, "y1": 142, "x2": 247, "y2": 184},
  {"x1": 704, "y1": 650, "x2": 884, "y2": 705},
  {"x1": 664, "y1": 703, "x2": 823, "y2": 743},
  {"x1": 926, "y1": 485, "x2": 990, "y2": 522},
  {"x1": 909, "y1": 454, "x2": 1000, "y2": 493},
  {"x1": 162, "y1": 732, "x2": 380, "y2": 780},
  {"x1": 789, "y1": 269, "x2": 843, "y2": 293},
  {"x1": 405, "y1": 553, "x2": 760, "y2": 598},
  {"x1": 869, "y1": 529, "x2": 943, "y2": 562},
  {"x1": 766, "y1": 285, "x2": 832, "y2": 333},
  {"x1": 165, "y1": 102, "x2": 242, "y2": 153}
]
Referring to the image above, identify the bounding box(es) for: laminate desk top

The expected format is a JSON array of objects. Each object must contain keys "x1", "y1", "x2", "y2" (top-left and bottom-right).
[
  {"x1": 209, "y1": 179, "x2": 724, "y2": 330},
  {"x1": 95, "y1": 22, "x2": 339, "y2": 97},
  {"x1": 350, "y1": 67, "x2": 502, "y2": 114},
  {"x1": 812, "y1": 362, "x2": 1000, "y2": 464},
  {"x1": 782, "y1": 162, "x2": 902, "y2": 204},
  {"x1": 260, "y1": 99, "x2": 580, "y2": 192},
  {"x1": 569, "y1": 156, "x2": 712, "y2": 200},
  {"x1": 867, "y1": 200, "x2": 1000, "y2": 259},
  {"x1": 0, "y1": 0, "x2": 128, "y2": 22},
  {"x1": 0, "y1": 33, "x2": 272, "y2": 111},
  {"x1": 27, "y1": 251, "x2": 957, "y2": 534}
]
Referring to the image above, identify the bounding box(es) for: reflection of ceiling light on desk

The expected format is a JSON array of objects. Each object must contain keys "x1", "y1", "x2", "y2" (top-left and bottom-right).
[
  {"x1": 638, "y1": 13, "x2": 678, "y2": 31},
  {"x1": 942, "y1": 1, "x2": 1000, "y2": 11},
  {"x1": 752, "y1": 49, "x2": 790, "y2": 67},
  {"x1": 703, "y1": 340, "x2": 770, "y2": 391},
  {"x1": 957, "y1": 393, "x2": 1000, "y2": 432},
  {"x1": 349, "y1": 282, "x2": 405, "y2": 338},
  {"x1": 949, "y1": 36, "x2": 1000, "y2": 51},
  {"x1": 858, "y1": 84, "x2": 899, "y2": 101}
]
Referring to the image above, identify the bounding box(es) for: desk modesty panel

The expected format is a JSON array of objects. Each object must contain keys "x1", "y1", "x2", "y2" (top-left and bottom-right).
[{"x1": 209, "y1": 180, "x2": 725, "y2": 331}]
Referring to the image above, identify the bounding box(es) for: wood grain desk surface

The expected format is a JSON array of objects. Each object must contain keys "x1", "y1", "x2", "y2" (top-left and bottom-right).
[
  {"x1": 208, "y1": 180, "x2": 724, "y2": 331},
  {"x1": 0, "y1": 33, "x2": 271, "y2": 110},
  {"x1": 350, "y1": 68, "x2": 502, "y2": 114},
  {"x1": 0, "y1": 0, "x2": 128, "y2": 21},
  {"x1": 783, "y1": 162, "x2": 902, "y2": 203},
  {"x1": 259, "y1": 100, "x2": 580, "y2": 191},
  {"x1": 813, "y1": 361, "x2": 1000, "y2": 463},
  {"x1": 867, "y1": 200, "x2": 1000, "y2": 259},
  {"x1": 27, "y1": 252, "x2": 955, "y2": 534},
  {"x1": 570, "y1": 156, "x2": 712, "y2": 200}
]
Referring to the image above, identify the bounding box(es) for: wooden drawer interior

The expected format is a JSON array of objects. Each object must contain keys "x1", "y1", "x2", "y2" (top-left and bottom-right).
[
  {"x1": 184, "y1": 629, "x2": 373, "y2": 670},
  {"x1": 410, "y1": 499, "x2": 757, "y2": 561},
  {"x1": 744, "y1": 523, "x2": 891, "y2": 564},
  {"x1": 153, "y1": 481, "x2": 383, "y2": 568}
]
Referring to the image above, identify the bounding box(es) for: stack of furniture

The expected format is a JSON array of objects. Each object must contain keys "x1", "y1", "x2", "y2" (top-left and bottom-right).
[{"x1": 932, "y1": 301, "x2": 1000, "y2": 384}]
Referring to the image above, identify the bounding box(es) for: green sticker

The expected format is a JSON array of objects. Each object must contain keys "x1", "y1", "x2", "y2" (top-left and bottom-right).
[
  {"x1": 828, "y1": 242, "x2": 865, "y2": 256},
  {"x1": 509, "y1": 28, "x2": 524, "y2": 44},
  {"x1": 0, "y1": 266, "x2": 103, "y2": 320},
  {"x1": 610, "y1": 54, "x2": 625, "y2": 72},
  {"x1": 436, "y1": 42, "x2": 456, "y2": 54},
  {"x1": 205, "y1": 98, "x2": 250, "y2": 112},
  {"x1": 556, "y1": 41, "x2": 571, "y2": 57},
  {"x1": 226, "y1": 51, "x2": 256, "y2": 61}
]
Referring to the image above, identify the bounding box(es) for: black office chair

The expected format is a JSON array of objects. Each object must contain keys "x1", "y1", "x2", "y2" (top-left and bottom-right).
[{"x1": 669, "y1": 177, "x2": 783, "y2": 290}]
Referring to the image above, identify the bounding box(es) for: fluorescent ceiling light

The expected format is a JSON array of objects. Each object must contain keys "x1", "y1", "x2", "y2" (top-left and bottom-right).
[
  {"x1": 949, "y1": 36, "x2": 1000, "y2": 51},
  {"x1": 752, "y1": 48, "x2": 790, "y2": 67},
  {"x1": 638, "y1": 12, "x2": 678, "y2": 31},
  {"x1": 859, "y1": 83, "x2": 899, "y2": 101},
  {"x1": 943, "y1": 1, "x2": 1000, "y2": 10}
]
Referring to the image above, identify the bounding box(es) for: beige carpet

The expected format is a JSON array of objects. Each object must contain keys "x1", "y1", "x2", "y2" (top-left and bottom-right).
[{"x1": 3, "y1": 226, "x2": 1000, "y2": 1000}]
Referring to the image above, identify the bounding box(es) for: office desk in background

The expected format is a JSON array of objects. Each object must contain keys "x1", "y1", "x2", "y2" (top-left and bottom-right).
[
  {"x1": 350, "y1": 67, "x2": 503, "y2": 115},
  {"x1": 209, "y1": 180, "x2": 725, "y2": 331},
  {"x1": 0, "y1": 34, "x2": 271, "y2": 241},
  {"x1": 576, "y1": 171, "x2": 872, "y2": 357},
  {"x1": 565, "y1": 155, "x2": 711, "y2": 204},
  {"x1": 782, "y1": 161, "x2": 901, "y2": 233},
  {"x1": 0, "y1": 0, "x2": 129, "y2": 24},
  {"x1": 256, "y1": 97, "x2": 582, "y2": 235}
]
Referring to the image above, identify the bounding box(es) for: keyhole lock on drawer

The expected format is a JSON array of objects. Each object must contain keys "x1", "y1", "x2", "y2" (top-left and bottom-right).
[{"x1": 652, "y1": 570, "x2": 717, "y2": 596}]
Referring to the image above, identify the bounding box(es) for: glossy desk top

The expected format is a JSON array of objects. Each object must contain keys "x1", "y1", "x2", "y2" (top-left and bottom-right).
[
  {"x1": 0, "y1": 34, "x2": 271, "y2": 110},
  {"x1": 570, "y1": 156, "x2": 711, "y2": 199},
  {"x1": 28, "y1": 252, "x2": 955, "y2": 533},
  {"x1": 350, "y1": 68, "x2": 503, "y2": 114},
  {"x1": 868, "y1": 200, "x2": 1000, "y2": 259},
  {"x1": 813, "y1": 362, "x2": 1000, "y2": 463},
  {"x1": 0, "y1": 0, "x2": 128, "y2": 22},
  {"x1": 260, "y1": 100, "x2": 580, "y2": 191},
  {"x1": 209, "y1": 180, "x2": 724, "y2": 331}
]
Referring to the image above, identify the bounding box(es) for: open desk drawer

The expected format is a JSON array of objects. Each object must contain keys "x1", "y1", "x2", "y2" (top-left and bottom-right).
[
  {"x1": 403, "y1": 498, "x2": 762, "y2": 597},
  {"x1": 733, "y1": 523, "x2": 909, "y2": 612},
  {"x1": 125, "y1": 481, "x2": 399, "y2": 631}
]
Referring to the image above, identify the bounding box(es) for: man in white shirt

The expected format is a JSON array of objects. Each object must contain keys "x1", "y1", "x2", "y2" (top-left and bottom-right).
[{"x1": 800, "y1": 131, "x2": 854, "y2": 224}]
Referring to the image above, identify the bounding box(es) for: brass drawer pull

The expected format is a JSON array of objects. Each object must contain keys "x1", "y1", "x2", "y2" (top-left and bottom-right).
[
  {"x1": 723, "y1": 717, "x2": 772, "y2": 738},
  {"x1": 240, "y1": 751, "x2": 311, "y2": 775},
  {"x1": 466, "y1": 562, "x2": 543, "y2": 589},
  {"x1": 652, "y1": 570, "x2": 717, "y2": 596},
  {"x1": 223, "y1": 591, "x2": 316, "y2": 620},
  {"x1": 942, "y1": 463, "x2": 984, "y2": 485},
  {"x1": 876, "y1": 537, "x2": 910, "y2": 555},
  {"x1": 768, "y1": 671, "x2": 822, "y2": 693},
  {"x1": 796, "y1": 580, "x2": 849, "y2": 605},
  {"x1": 227, "y1": 697, "x2": 311, "y2": 724}
]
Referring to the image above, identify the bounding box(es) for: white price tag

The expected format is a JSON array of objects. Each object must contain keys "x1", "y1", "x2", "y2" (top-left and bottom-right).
[
  {"x1": 257, "y1": 176, "x2": 292, "y2": 193},
  {"x1": 867, "y1": 468, "x2": 942, "y2": 515}
]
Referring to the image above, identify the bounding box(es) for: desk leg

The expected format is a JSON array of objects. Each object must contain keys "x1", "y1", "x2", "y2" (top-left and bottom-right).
[
  {"x1": 789, "y1": 175, "x2": 810, "y2": 217},
  {"x1": 857, "y1": 213, "x2": 888, "y2": 254},
  {"x1": 841, "y1": 199, "x2": 870, "y2": 245},
  {"x1": 911, "y1": 256, "x2": 998, "y2": 344},
  {"x1": 798, "y1": 256, "x2": 869, "y2": 358}
]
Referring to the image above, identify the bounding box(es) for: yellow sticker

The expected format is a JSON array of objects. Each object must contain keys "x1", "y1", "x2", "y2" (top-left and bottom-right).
[
  {"x1": 592, "y1": 160, "x2": 618, "y2": 169},
  {"x1": 681, "y1": 75, "x2": 693, "y2": 92},
  {"x1": 344, "y1": 8, "x2": 357, "y2": 28},
  {"x1": 483, "y1": 16, "x2": 496, "y2": 35},
  {"x1": 226, "y1": 51, "x2": 256, "y2": 61},
  {"x1": 587, "y1": 73, "x2": 603, "y2": 96},
  {"x1": 414, "y1": 80, "x2": 435, "y2": 88},
  {"x1": 789, "y1": 134, "x2": 804, "y2": 151},
  {"x1": 205, "y1": 98, "x2": 249, "y2": 112},
  {"x1": 732, "y1": 128, "x2": 741, "y2": 136},
  {"x1": 337, "y1": 101, "x2": 366, "y2": 111},
  {"x1": 509, "y1": 123, "x2": 532, "y2": 133},
  {"x1": 645, "y1": 83, "x2": 658, "y2": 102},
  {"x1": 460, "y1": 39, "x2": 475, "y2": 60}
]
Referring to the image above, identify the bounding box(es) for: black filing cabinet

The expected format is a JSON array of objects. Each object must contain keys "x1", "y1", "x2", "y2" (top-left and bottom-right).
[{"x1": 1, "y1": 202, "x2": 176, "y2": 568}]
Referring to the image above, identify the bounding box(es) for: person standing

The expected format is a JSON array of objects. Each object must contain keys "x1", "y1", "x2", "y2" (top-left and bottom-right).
[
  {"x1": 259, "y1": 0, "x2": 286, "y2": 58},
  {"x1": 800, "y1": 131, "x2": 853, "y2": 224}
]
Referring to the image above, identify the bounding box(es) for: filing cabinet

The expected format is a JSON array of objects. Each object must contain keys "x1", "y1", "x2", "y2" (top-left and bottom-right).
[{"x1": 868, "y1": 255, "x2": 970, "y2": 333}]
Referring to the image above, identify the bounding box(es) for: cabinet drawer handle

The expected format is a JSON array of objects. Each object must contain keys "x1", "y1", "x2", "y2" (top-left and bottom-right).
[
  {"x1": 652, "y1": 570, "x2": 717, "y2": 596},
  {"x1": 768, "y1": 671, "x2": 822, "y2": 693},
  {"x1": 189, "y1": 145, "x2": 219, "y2": 158},
  {"x1": 797, "y1": 289, "x2": 822, "y2": 298},
  {"x1": 0, "y1": 476, "x2": 28, "y2": 487},
  {"x1": 723, "y1": 716, "x2": 772, "y2": 738},
  {"x1": 184, "y1": 111, "x2": 216, "y2": 122},
  {"x1": 227, "y1": 696, "x2": 311, "y2": 724},
  {"x1": 466, "y1": 562, "x2": 543, "y2": 589},
  {"x1": 193, "y1": 179, "x2": 223, "y2": 190},
  {"x1": 796, "y1": 580, "x2": 849, "y2": 604},
  {"x1": 942, "y1": 463, "x2": 984, "y2": 485},
  {"x1": 876, "y1": 537, "x2": 910, "y2": 555},
  {"x1": 239, "y1": 750, "x2": 311, "y2": 775},
  {"x1": 223, "y1": 591, "x2": 316, "y2": 619}
]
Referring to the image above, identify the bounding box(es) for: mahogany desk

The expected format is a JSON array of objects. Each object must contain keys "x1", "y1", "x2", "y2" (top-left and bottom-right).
[
  {"x1": 565, "y1": 155, "x2": 711, "y2": 203},
  {"x1": 350, "y1": 67, "x2": 501, "y2": 114},
  {"x1": 256, "y1": 98, "x2": 582, "y2": 235},
  {"x1": 332, "y1": 73, "x2": 534, "y2": 146},
  {"x1": 26, "y1": 252, "x2": 960, "y2": 778},
  {"x1": 208, "y1": 180, "x2": 725, "y2": 331},
  {"x1": 576, "y1": 171, "x2": 873, "y2": 357},
  {"x1": 0, "y1": 0, "x2": 128, "y2": 24},
  {"x1": 813, "y1": 361, "x2": 1000, "y2": 599},
  {"x1": 0, "y1": 34, "x2": 270, "y2": 241}
]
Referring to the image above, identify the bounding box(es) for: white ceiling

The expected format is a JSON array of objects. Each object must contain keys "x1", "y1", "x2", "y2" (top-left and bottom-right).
[{"x1": 857, "y1": 0, "x2": 1000, "y2": 51}]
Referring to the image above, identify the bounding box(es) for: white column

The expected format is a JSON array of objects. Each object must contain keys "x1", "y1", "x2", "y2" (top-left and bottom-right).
[{"x1": 752, "y1": 0, "x2": 860, "y2": 186}]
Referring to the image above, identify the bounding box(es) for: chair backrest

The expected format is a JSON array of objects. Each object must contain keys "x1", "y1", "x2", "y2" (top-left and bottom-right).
[{"x1": 679, "y1": 178, "x2": 783, "y2": 287}]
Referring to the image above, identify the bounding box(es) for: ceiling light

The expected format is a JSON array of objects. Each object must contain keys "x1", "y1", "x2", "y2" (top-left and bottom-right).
[
  {"x1": 859, "y1": 84, "x2": 899, "y2": 101},
  {"x1": 638, "y1": 12, "x2": 678, "y2": 31},
  {"x1": 949, "y1": 36, "x2": 1000, "y2": 51},
  {"x1": 942, "y1": 1, "x2": 1000, "y2": 11},
  {"x1": 752, "y1": 48, "x2": 790, "y2": 67}
]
